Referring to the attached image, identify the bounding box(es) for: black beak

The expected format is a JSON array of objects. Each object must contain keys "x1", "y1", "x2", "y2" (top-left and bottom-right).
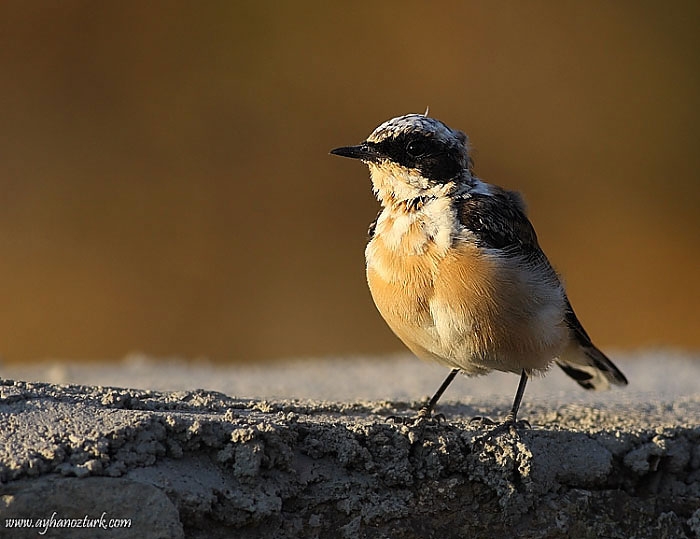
[{"x1": 330, "y1": 143, "x2": 382, "y2": 163}]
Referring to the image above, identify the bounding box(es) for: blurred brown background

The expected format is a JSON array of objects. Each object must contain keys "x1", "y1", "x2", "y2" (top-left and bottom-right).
[{"x1": 0, "y1": 1, "x2": 698, "y2": 364}]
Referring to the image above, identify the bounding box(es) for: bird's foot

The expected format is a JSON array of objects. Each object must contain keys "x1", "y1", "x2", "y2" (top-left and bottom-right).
[
  {"x1": 500, "y1": 410, "x2": 531, "y2": 430},
  {"x1": 471, "y1": 414, "x2": 531, "y2": 443},
  {"x1": 388, "y1": 406, "x2": 446, "y2": 427},
  {"x1": 469, "y1": 415, "x2": 497, "y2": 426},
  {"x1": 470, "y1": 413, "x2": 530, "y2": 429}
]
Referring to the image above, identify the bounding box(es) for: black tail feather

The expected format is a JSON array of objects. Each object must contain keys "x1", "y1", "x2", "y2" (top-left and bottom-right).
[{"x1": 558, "y1": 298, "x2": 628, "y2": 390}]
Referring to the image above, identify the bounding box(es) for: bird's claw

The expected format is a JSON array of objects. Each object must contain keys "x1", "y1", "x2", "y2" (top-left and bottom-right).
[
  {"x1": 388, "y1": 407, "x2": 446, "y2": 426},
  {"x1": 471, "y1": 416, "x2": 531, "y2": 444},
  {"x1": 469, "y1": 415, "x2": 496, "y2": 426}
]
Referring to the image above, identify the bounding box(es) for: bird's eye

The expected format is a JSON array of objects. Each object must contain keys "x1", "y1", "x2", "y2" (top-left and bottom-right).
[{"x1": 406, "y1": 138, "x2": 430, "y2": 158}]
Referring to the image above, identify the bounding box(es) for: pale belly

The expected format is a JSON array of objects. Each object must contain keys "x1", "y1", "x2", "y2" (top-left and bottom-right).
[{"x1": 365, "y1": 235, "x2": 568, "y2": 376}]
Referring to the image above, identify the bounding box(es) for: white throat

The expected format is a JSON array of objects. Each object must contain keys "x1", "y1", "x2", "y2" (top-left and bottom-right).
[{"x1": 368, "y1": 162, "x2": 459, "y2": 207}]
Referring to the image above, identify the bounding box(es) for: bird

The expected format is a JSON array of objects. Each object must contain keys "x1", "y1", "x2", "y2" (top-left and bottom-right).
[{"x1": 330, "y1": 112, "x2": 627, "y2": 426}]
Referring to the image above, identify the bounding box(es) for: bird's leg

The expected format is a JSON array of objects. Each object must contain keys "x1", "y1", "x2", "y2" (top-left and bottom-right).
[
  {"x1": 502, "y1": 370, "x2": 530, "y2": 427},
  {"x1": 416, "y1": 368, "x2": 460, "y2": 420},
  {"x1": 390, "y1": 368, "x2": 459, "y2": 424},
  {"x1": 471, "y1": 370, "x2": 531, "y2": 429}
]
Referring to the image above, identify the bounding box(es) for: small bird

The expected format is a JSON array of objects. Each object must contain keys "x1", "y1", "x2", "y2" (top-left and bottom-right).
[{"x1": 330, "y1": 113, "x2": 627, "y2": 426}]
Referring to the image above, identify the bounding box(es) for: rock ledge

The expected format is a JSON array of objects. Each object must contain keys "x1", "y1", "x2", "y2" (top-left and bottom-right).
[{"x1": 1, "y1": 381, "x2": 698, "y2": 538}]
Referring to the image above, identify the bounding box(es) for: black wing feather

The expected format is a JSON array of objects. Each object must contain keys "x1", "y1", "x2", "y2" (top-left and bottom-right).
[
  {"x1": 456, "y1": 186, "x2": 628, "y2": 389},
  {"x1": 456, "y1": 188, "x2": 543, "y2": 258}
]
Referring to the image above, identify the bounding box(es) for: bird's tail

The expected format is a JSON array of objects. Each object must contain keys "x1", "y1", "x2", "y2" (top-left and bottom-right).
[
  {"x1": 556, "y1": 342, "x2": 628, "y2": 390},
  {"x1": 557, "y1": 299, "x2": 628, "y2": 390}
]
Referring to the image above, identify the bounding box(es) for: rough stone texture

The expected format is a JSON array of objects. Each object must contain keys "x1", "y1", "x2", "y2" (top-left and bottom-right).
[{"x1": 0, "y1": 380, "x2": 698, "y2": 538}]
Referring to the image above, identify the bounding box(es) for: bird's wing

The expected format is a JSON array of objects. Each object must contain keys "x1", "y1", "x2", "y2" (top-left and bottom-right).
[
  {"x1": 456, "y1": 187, "x2": 544, "y2": 257},
  {"x1": 456, "y1": 186, "x2": 628, "y2": 390}
]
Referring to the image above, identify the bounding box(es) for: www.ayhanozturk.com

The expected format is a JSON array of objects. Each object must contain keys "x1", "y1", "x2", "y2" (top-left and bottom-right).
[{"x1": 4, "y1": 512, "x2": 132, "y2": 534}]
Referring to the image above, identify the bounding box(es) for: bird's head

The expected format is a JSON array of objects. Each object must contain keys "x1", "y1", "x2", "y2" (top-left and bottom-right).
[{"x1": 331, "y1": 113, "x2": 473, "y2": 204}]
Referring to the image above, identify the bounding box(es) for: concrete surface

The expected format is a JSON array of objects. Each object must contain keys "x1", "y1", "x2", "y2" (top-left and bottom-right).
[{"x1": 0, "y1": 353, "x2": 699, "y2": 538}]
